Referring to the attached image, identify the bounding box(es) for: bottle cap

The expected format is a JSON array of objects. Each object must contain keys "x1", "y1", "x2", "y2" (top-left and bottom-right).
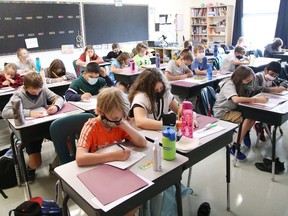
[
  {"x1": 162, "y1": 127, "x2": 176, "y2": 141},
  {"x1": 182, "y1": 101, "x2": 193, "y2": 109}
]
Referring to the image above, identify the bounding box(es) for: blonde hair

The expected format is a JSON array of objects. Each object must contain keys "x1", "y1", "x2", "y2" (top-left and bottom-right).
[
  {"x1": 97, "y1": 87, "x2": 130, "y2": 117},
  {"x1": 16, "y1": 48, "x2": 27, "y2": 58},
  {"x1": 4, "y1": 63, "x2": 17, "y2": 75},
  {"x1": 177, "y1": 49, "x2": 193, "y2": 62},
  {"x1": 136, "y1": 43, "x2": 147, "y2": 53},
  {"x1": 193, "y1": 44, "x2": 205, "y2": 54}
]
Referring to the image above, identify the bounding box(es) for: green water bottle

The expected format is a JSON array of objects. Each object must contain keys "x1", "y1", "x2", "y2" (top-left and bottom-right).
[{"x1": 162, "y1": 127, "x2": 176, "y2": 160}]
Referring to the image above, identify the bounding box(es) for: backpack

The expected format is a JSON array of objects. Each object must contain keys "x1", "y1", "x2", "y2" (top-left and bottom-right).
[
  {"x1": 0, "y1": 148, "x2": 17, "y2": 193},
  {"x1": 9, "y1": 201, "x2": 41, "y2": 216},
  {"x1": 200, "y1": 86, "x2": 217, "y2": 117}
]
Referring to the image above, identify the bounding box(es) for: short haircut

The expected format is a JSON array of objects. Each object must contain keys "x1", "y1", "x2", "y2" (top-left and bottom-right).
[
  {"x1": 86, "y1": 62, "x2": 100, "y2": 73},
  {"x1": 272, "y1": 38, "x2": 283, "y2": 50},
  {"x1": 178, "y1": 49, "x2": 193, "y2": 62},
  {"x1": 23, "y1": 72, "x2": 43, "y2": 88},
  {"x1": 266, "y1": 61, "x2": 282, "y2": 74},
  {"x1": 16, "y1": 48, "x2": 27, "y2": 58},
  {"x1": 112, "y1": 43, "x2": 120, "y2": 49},
  {"x1": 193, "y1": 44, "x2": 205, "y2": 53},
  {"x1": 234, "y1": 46, "x2": 246, "y2": 55},
  {"x1": 97, "y1": 87, "x2": 130, "y2": 117},
  {"x1": 136, "y1": 43, "x2": 147, "y2": 53},
  {"x1": 4, "y1": 63, "x2": 17, "y2": 74}
]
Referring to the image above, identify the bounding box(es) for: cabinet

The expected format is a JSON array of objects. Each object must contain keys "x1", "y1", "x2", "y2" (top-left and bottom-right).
[
  {"x1": 151, "y1": 47, "x2": 183, "y2": 63},
  {"x1": 190, "y1": 5, "x2": 234, "y2": 45}
]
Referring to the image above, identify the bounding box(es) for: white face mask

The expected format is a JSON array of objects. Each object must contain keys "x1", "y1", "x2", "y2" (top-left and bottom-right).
[
  {"x1": 87, "y1": 77, "x2": 98, "y2": 85},
  {"x1": 197, "y1": 53, "x2": 205, "y2": 59},
  {"x1": 265, "y1": 74, "x2": 276, "y2": 81}
]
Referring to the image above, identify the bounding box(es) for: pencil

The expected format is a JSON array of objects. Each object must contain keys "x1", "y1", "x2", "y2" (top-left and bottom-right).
[
  {"x1": 52, "y1": 71, "x2": 59, "y2": 78},
  {"x1": 51, "y1": 96, "x2": 58, "y2": 107},
  {"x1": 79, "y1": 88, "x2": 86, "y2": 94}
]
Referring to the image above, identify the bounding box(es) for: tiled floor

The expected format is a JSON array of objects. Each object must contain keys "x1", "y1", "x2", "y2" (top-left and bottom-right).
[{"x1": 0, "y1": 119, "x2": 287, "y2": 216}]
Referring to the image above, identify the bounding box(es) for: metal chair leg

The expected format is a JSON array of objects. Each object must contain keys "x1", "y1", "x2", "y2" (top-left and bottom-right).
[{"x1": 187, "y1": 167, "x2": 192, "y2": 187}]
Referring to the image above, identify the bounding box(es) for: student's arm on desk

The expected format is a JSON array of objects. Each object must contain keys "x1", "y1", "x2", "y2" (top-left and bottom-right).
[
  {"x1": 46, "y1": 88, "x2": 64, "y2": 110},
  {"x1": 133, "y1": 107, "x2": 162, "y2": 130},
  {"x1": 76, "y1": 59, "x2": 87, "y2": 67},
  {"x1": 232, "y1": 58, "x2": 250, "y2": 66},
  {"x1": 65, "y1": 89, "x2": 83, "y2": 101},
  {"x1": 110, "y1": 64, "x2": 124, "y2": 74},
  {"x1": 231, "y1": 95, "x2": 268, "y2": 104},
  {"x1": 118, "y1": 120, "x2": 147, "y2": 148},
  {"x1": 164, "y1": 71, "x2": 187, "y2": 81}
]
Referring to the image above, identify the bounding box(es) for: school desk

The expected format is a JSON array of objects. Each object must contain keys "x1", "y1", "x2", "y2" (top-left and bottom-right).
[
  {"x1": 68, "y1": 95, "x2": 97, "y2": 112},
  {"x1": 135, "y1": 115, "x2": 238, "y2": 211},
  {"x1": 238, "y1": 92, "x2": 288, "y2": 181},
  {"x1": 271, "y1": 52, "x2": 288, "y2": 62},
  {"x1": 6, "y1": 103, "x2": 83, "y2": 199},
  {"x1": 78, "y1": 62, "x2": 112, "y2": 74},
  {"x1": 248, "y1": 57, "x2": 281, "y2": 73},
  {"x1": 142, "y1": 63, "x2": 167, "y2": 70},
  {"x1": 55, "y1": 141, "x2": 188, "y2": 216},
  {"x1": 170, "y1": 73, "x2": 231, "y2": 99},
  {"x1": 113, "y1": 68, "x2": 144, "y2": 84}
]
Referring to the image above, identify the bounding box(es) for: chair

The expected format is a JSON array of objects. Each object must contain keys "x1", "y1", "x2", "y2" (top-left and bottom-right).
[
  {"x1": 72, "y1": 59, "x2": 80, "y2": 77},
  {"x1": 253, "y1": 49, "x2": 263, "y2": 57},
  {"x1": 200, "y1": 86, "x2": 217, "y2": 117},
  {"x1": 50, "y1": 113, "x2": 94, "y2": 165}
]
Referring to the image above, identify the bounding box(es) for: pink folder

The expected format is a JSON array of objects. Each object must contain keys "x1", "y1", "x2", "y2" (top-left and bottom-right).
[
  {"x1": 194, "y1": 115, "x2": 218, "y2": 132},
  {"x1": 77, "y1": 164, "x2": 148, "y2": 205},
  {"x1": 57, "y1": 103, "x2": 79, "y2": 114}
]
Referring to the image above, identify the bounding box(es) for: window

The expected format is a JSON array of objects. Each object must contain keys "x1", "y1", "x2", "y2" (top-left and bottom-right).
[{"x1": 243, "y1": 0, "x2": 280, "y2": 50}]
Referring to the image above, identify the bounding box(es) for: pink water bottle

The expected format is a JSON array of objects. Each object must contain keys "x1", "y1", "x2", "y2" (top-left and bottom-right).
[
  {"x1": 181, "y1": 101, "x2": 193, "y2": 138},
  {"x1": 130, "y1": 59, "x2": 135, "y2": 73}
]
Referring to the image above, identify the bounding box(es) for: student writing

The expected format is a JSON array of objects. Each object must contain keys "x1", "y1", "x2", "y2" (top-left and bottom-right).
[
  {"x1": 76, "y1": 45, "x2": 104, "y2": 67},
  {"x1": 221, "y1": 46, "x2": 250, "y2": 72}
]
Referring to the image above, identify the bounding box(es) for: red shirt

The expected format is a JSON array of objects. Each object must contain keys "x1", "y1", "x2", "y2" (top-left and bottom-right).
[
  {"x1": 0, "y1": 74, "x2": 23, "y2": 88},
  {"x1": 79, "y1": 54, "x2": 100, "y2": 62}
]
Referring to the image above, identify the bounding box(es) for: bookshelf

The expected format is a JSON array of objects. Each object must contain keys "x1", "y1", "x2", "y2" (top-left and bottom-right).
[
  {"x1": 190, "y1": 5, "x2": 234, "y2": 45},
  {"x1": 151, "y1": 47, "x2": 183, "y2": 63}
]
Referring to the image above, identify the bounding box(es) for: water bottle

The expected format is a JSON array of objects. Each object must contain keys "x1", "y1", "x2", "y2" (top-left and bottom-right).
[
  {"x1": 11, "y1": 99, "x2": 25, "y2": 126},
  {"x1": 153, "y1": 138, "x2": 162, "y2": 171},
  {"x1": 207, "y1": 64, "x2": 213, "y2": 81},
  {"x1": 36, "y1": 57, "x2": 41, "y2": 73},
  {"x1": 155, "y1": 53, "x2": 161, "y2": 68},
  {"x1": 86, "y1": 54, "x2": 90, "y2": 64},
  {"x1": 130, "y1": 59, "x2": 135, "y2": 73},
  {"x1": 213, "y1": 45, "x2": 218, "y2": 57},
  {"x1": 162, "y1": 127, "x2": 176, "y2": 160},
  {"x1": 181, "y1": 101, "x2": 193, "y2": 138}
]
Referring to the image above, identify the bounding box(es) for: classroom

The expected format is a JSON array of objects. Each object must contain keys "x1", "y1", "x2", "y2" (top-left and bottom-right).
[{"x1": 0, "y1": 0, "x2": 288, "y2": 215}]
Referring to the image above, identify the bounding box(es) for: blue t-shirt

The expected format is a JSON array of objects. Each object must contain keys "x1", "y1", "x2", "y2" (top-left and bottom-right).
[
  {"x1": 109, "y1": 60, "x2": 122, "y2": 81},
  {"x1": 191, "y1": 57, "x2": 208, "y2": 74}
]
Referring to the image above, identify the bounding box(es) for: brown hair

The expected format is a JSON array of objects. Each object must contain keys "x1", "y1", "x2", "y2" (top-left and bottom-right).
[
  {"x1": 81, "y1": 45, "x2": 96, "y2": 58},
  {"x1": 112, "y1": 43, "x2": 120, "y2": 50},
  {"x1": 16, "y1": 48, "x2": 27, "y2": 58},
  {"x1": 97, "y1": 87, "x2": 130, "y2": 117},
  {"x1": 200, "y1": 38, "x2": 208, "y2": 44},
  {"x1": 128, "y1": 68, "x2": 171, "y2": 115},
  {"x1": 116, "y1": 52, "x2": 130, "y2": 66},
  {"x1": 177, "y1": 49, "x2": 193, "y2": 62},
  {"x1": 234, "y1": 46, "x2": 246, "y2": 55},
  {"x1": 23, "y1": 72, "x2": 43, "y2": 88},
  {"x1": 193, "y1": 44, "x2": 205, "y2": 54},
  {"x1": 231, "y1": 66, "x2": 254, "y2": 96},
  {"x1": 184, "y1": 40, "x2": 192, "y2": 49},
  {"x1": 47, "y1": 59, "x2": 66, "y2": 78},
  {"x1": 4, "y1": 63, "x2": 17, "y2": 75},
  {"x1": 136, "y1": 43, "x2": 147, "y2": 53}
]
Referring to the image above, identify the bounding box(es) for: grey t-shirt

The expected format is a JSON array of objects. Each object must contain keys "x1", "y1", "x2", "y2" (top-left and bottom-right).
[
  {"x1": 165, "y1": 60, "x2": 188, "y2": 76},
  {"x1": 213, "y1": 79, "x2": 238, "y2": 118}
]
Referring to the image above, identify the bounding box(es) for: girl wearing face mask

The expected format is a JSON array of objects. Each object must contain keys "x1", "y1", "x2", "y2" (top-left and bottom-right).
[
  {"x1": 213, "y1": 66, "x2": 268, "y2": 161},
  {"x1": 65, "y1": 62, "x2": 114, "y2": 101},
  {"x1": 191, "y1": 44, "x2": 218, "y2": 76},
  {"x1": 110, "y1": 52, "x2": 131, "y2": 81},
  {"x1": 165, "y1": 49, "x2": 193, "y2": 81},
  {"x1": 253, "y1": 61, "x2": 287, "y2": 94},
  {"x1": 128, "y1": 68, "x2": 181, "y2": 130},
  {"x1": 15, "y1": 48, "x2": 36, "y2": 73},
  {"x1": 133, "y1": 42, "x2": 151, "y2": 67}
]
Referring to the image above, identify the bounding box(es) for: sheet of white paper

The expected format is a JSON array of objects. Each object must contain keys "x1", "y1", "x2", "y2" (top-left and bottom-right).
[
  {"x1": 90, "y1": 175, "x2": 153, "y2": 212},
  {"x1": 0, "y1": 86, "x2": 15, "y2": 93},
  {"x1": 193, "y1": 126, "x2": 226, "y2": 139},
  {"x1": 25, "y1": 37, "x2": 39, "y2": 49}
]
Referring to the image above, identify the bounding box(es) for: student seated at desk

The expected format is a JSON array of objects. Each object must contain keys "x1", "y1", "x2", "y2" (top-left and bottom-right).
[
  {"x1": 165, "y1": 49, "x2": 193, "y2": 81},
  {"x1": 76, "y1": 87, "x2": 146, "y2": 166},
  {"x1": 15, "y1": 48, "x2": 36, "y2": 73},
  {"x1": 191, "y1": 44, "x2": 217, "y2": 76},
  {"x1": 65, "y1": 62, "x2": 113, "y2": 102},
  {"x1": 264, "y1": 37, "x2": 285, "y2": 58},
  {"x1": 76, "y1": 45, "x2": 104, "y2": 67},
  {"x1": 110, "y1": 52, "x2": 131, "y2": 80},
  {"x1": 213, "y1": 66, "x2": 268, "y2": 160},
  {"x1": 2, "y1": 72, "x2": 64, "y2": 180},
  {"x1": 0, "y1": 63, "x2": 23, "y2": 88},
  {"x1": 44, "y1": 59, "x2": 76, "y2": 84},
  {"x1": 133, "y1": 42, "x2": 151, "y2": 67},
  {"x1": 221, "y1": 46, "x2": 250, "y2": 72},
  {"x1": 103, "y1": 43, "x2": 122, "y2": 62}
]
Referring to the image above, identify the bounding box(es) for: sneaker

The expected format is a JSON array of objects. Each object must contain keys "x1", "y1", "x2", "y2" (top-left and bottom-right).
[
  {"x1": 229, "y1": 145, "x2": 247, "y2": 161},
  {"x1": 243, "y1": 132, "x2": 251, "y2": 148},
  {"x1": 197, "y1": 202, "x2": 211, "y2": 216}
]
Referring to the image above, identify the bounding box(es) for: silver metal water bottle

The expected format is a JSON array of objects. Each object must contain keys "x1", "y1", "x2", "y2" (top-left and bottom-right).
[{"x1": 11, "y1": 99, "x2": 25, "y2": 126}]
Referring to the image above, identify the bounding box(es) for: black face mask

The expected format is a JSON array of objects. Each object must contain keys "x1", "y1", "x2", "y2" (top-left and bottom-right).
[
  {"x1": 236, "y1": 55, "x2": 243, "y2": 60},
  {"x1": 101, "y1": 114, "x2": 122, "y2": 128},
  {"x1": 155, "y1": 90, "x2": 165, "y2": 100},
  {"x1": 26, "y1": 91, "x2": 41, "y2": 100}
]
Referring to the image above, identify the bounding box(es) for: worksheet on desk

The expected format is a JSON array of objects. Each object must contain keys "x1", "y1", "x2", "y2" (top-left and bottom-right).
[
  {"x1": 252, "y1": 93, "x2": 287, "y2": 108},
  {"x1": 0, "y1": 86, "x2": 15, "y2": 93}
]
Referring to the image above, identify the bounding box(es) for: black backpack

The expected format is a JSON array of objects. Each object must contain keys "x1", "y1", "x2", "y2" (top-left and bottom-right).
[
  {"x1": 200, "y1": 86, "x2": 217, "y2": 117},
  {"x1": 9, "y1": 201, "x2": 41, "y2": 216}
]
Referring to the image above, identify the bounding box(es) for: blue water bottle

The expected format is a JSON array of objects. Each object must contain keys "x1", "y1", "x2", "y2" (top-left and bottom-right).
[
  {"x1": 156, "y1": 53, "x2": 161, "y2": 68},
  {"x1": 213, "y1": 45, "x2": 218, "y2": 57},
  {"x1": 36, "y1": 57, "x2": 41, "y2": 73},
  {"x1": 207, "y1": 64, "x2": 212, "y2": 81}
]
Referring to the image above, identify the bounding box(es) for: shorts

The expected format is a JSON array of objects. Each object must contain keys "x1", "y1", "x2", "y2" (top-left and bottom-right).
[
  {"x1": 221, "y1": 111, "x2": 243, "y2": 124},
  {"x1": 25, "y1": 139, "x2": 43, "y2": 155}
]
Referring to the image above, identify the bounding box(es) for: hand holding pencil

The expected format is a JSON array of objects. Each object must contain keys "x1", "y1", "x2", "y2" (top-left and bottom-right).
[
  {"x1": 47, "y1": 96, "x2": 59, "y2": 115},
  {"x1": 80, "y1": 88, "x2": 92, "y2": 100}
]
